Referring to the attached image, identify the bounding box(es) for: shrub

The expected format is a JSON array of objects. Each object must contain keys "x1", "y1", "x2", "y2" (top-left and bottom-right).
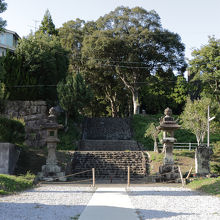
[
  {"x1": 0, "y1": 172, "x2": 35, "y2": 195},
  {"x1": 0, "y1": 117, "x2": 25, "y2": 144}
]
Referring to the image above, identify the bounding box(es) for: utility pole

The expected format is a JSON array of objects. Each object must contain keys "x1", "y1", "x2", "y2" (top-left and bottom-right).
[
  {"x1": 207, "y1": 105, "x2": 215, "y2": 147},
  {"x1": 33, "y1": 20, "x2": 40, "y2": 32},
  {"x1": 28, "y1": 20, "x2": 39, "y2": 33}
]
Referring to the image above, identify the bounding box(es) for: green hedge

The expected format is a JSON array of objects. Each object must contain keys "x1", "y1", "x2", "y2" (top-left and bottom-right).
[{"x1": 0, "y1": 117, "x2": 25, "y2": 144}]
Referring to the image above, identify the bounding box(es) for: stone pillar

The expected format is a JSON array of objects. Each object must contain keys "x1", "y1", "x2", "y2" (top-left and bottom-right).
[
  {"x1": 195, "y1": 146, "x2": 213, "y2": 176},
  {"x1": 0, "y1": 143, "x2": 19, "y2": 174},
  {"x1": 163, "y1": 141, "x2": 174, "y2": 165}
]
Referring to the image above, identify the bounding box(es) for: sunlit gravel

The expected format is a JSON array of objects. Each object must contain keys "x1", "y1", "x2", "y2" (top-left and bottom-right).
[
  {"x1": 0, "y1": 185, "x2": 94, "y2": 220},
  {"x1": 128, "y1": 186, "x2": 220, "y2": 220}
]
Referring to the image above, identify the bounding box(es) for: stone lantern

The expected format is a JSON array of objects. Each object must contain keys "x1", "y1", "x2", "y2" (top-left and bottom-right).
[
  {"x1": 157, "y1": 108, "x2": 180, "y2": 181},
  {"x1": 38, "y1": 107, "x2": 66, "y2": 181}
]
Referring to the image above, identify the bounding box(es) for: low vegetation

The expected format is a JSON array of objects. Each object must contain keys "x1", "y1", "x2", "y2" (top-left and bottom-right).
[
  {"x1": 187, "y1": 177, "x2": 220, "y2": 197},
  {"x1": 0, "y1": 172, "x2": 35, "y2": 195},
  {"x1": 0, "y1": 117, "x2": 25, "y2": 145}
]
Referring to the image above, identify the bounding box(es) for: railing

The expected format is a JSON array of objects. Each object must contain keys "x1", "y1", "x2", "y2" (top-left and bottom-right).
[
  {"x1": 158, "y1": 143, "x2": 213, "y2": 150},
  {"x1": 40, "y1": 168, "x2": 96, "y2": 187}
]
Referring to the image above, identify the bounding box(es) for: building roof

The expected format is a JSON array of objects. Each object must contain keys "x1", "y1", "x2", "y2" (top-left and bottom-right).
[{"x1": 0, "y1": 29, "x2": 20, "y2": 39}]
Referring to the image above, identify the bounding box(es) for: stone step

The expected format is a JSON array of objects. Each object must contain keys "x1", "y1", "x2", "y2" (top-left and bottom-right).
[
  {"x1": 71, "y1": 151, "x2": 149, "y2": 178},
  {"x1": 79, "y1": 140, "x2": 140, "y2": 151}
]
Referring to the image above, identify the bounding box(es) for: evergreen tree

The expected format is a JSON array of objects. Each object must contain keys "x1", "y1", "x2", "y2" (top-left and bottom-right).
[
  {"x1": 57, "y1": 72, "x2": 93, "y2": 126},
  {"x1": 0, "y1": 0, "x2": 7, "y2": 31},
  {"x1": 2, "y1": 34, "x2": 69, "y2": 101},
  {"x1": 38, "y1": 9, "x2": 58, "y2": 35}
]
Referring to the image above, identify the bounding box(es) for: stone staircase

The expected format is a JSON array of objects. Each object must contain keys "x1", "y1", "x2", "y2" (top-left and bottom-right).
[
  {"x1": 72, "y1": 151, "x2": 148, "y2": 178},
  {"x1": 79, "y1": 140, "x2": 140, "y2": 151},
  {"x1": 71, "y1": 117, "x2": 149, "y2": 179}
]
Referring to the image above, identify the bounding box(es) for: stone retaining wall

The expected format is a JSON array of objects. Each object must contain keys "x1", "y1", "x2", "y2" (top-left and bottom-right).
[
  {"x1": 82, "y1": 118, "x2": 133, "y2": 140},
  {"x1": 2, "y1": 101, "x2": 48, "y2": 147}
]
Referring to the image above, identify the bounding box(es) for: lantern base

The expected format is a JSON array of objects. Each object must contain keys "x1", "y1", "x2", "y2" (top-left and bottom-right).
[
  {"x1": 38, "y1": 164, "x2": 66, "y2": 181},
  {"x1": 159, "y1": 164, "x2": 180, "y2": 182}
]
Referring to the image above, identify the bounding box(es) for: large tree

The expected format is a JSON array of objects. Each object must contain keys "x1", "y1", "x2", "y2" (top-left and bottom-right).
[
  {"x1": 2, "y1": 33, "x2": 69, "y2": 101},
  {"x1": 82, "y1": 6, "x2": 187, "y2": 114},
  {"x1": 58, "y1": 19, "x2": 85, "y2": 73},
  {"x1": 0, "y1": 0, "x2": 7, "y2": 31},
  {"x1": 188, "y1": 37, "x2": 220, "y2": 103}
]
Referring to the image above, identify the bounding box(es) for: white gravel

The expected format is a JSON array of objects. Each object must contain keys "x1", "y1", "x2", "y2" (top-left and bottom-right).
[
  {"x1": 128, "y1": 186, "x2": 220, "y2": 220},
  {"x1": 0, "y1": 185, "x2": 94, "y2": 220}
]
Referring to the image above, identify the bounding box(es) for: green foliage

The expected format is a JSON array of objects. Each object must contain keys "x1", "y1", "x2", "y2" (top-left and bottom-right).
[
  {"x1": 145, "y1": 123, "x2": 158, "y2": 140},
  {"x1": 57, "y1": 72, "x2": 93, "y2": 121},
  {"x1": 0, "y1": 0, "x2": 7, "y2": 31},
  {"x1": 180, "y1": 97, "x2": 216, "y2": 145},
  {"x1": 174, "y1": 128, "x2": 196, "y2": 143},
  {"x1": 81, "y1": 6, "x2": 186, "y2": 115},
  {"x1": 2, "y1": 34, "x2": 69, "y2": 101},
  {"x1": 0, "y1": 172, "x2": 35, "y2": 195},
  {"x1": 58, "y1": 19, "x2": 85, "y2": 73},
  {"x1": 187, "y1": 177, "x2": 220, "y2": 197},
  {"x1": 57, "y1": 115, "x2": 81, "y2": 150},
  {"x1": 132, "y1": 113, "x2": 220, "y2": 150},
  {"x1": 188, "y1": 37, "x2": 220, "y2": 103},
  {"x1": 132, "y1": 114, "x2": 161, "y2": 150},
  {"x1": 37, "y1": 9, "x2": 58, "y2": 36},
  {"x1": 148, "y1": 151, "x2": 164, "y2": 162},
  {"x1": 0, "y1": 117, "x2": 25, "y2": 144},
  {"x1": 211, "y1": 141, "x2": 220, "y2": 174}
]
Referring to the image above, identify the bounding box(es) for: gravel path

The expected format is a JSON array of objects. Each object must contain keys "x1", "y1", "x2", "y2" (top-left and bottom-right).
[
  {"x1": 0, "y1": 185, "x2": 94, "y2": 220},
  {"x1": 128, "y1": 186, "x2": 220, "y2": 220}
]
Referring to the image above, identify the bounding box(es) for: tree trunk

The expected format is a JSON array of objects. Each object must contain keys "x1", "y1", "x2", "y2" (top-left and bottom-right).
[
  {"x1": 64, "y1": 111, "x2": 68, "y2": 127},
  {"x1": 132, "y1": 89, "x2": 140, "y2": 115},
  {"x1": 110, "y1": 99, "x2": 118, "y2": 117},
  {"x1": 154, "y1": 139, "x2": 159, "y2": 153}
]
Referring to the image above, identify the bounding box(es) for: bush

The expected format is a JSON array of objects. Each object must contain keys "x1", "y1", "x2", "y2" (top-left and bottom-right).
[
  {"x1": 0, "y1": 117, "x2": 25, "y2": 144},
  {"x1": 57, "y1": 115, "x2": 81, "y2": 150},
  {"x1": 0, "y1": 172, "x2": 35, "y2": 195}
]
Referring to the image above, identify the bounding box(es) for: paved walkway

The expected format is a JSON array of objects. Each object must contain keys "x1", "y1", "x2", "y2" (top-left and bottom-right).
[{"x1": 79, "y1": 187, "x2": 139, "y2": 220}]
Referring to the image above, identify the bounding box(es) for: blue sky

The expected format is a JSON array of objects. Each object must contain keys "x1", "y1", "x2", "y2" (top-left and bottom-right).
[{"x1": 2, "y1": 0, "x2": 220, "y2": 60}]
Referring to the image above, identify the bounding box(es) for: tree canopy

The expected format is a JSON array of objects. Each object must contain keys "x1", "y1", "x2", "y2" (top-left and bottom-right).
[
  {"x1": 57, "y1": 72, "x2": 92, "y2": 126},
  {"x1": 80, "y1": 6, "x2": 187, "y2": 115},
  {"x1": 180, "y1": 97, "x2": 218, "y2": 146},
  {"x1": 2, "y1": 33, "x2": 69, "y2": 101},
  {"x1": 0, "y1": 0, "x2": 7, "y2": 31},
  {"x1": 37, "y1": 9, "x2": 58, "y2": 36},
  {"x1": 188, "y1": 37, "x2": 220, "y2": 104}
]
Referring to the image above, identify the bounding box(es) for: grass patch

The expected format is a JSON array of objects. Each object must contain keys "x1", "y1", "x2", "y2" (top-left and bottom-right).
[
  {"x1": 0, "y1": 172, "x2": 35, "y2": 195},
  {"x1": 148, "y1": 151, "x2": 164, "y2": 162},
  {"x1": 173, "y1": 150, "x2": 194, "y2": 159},
  {"x1": 187, "y1": 177, "x2": 220, "y2": 197}
]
